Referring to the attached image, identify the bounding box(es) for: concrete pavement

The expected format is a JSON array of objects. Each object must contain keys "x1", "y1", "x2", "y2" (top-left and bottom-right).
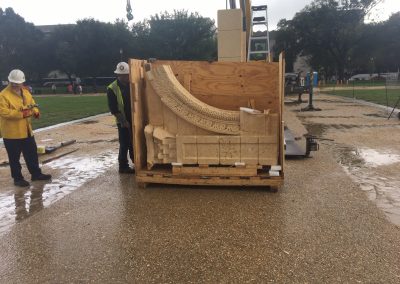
[{"x1": 0, "y1": 146, "x2": 399, "y2": 283}]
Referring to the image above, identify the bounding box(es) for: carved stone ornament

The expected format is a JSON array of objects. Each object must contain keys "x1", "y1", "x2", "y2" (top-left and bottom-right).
[{"x1": 146, "y1": 65, "x2": 241, "y2": 135}]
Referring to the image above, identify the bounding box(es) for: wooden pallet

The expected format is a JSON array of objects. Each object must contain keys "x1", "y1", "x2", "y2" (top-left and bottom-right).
[{"x1": 136, "y1": 168, "x2": 284, "y2": 188}]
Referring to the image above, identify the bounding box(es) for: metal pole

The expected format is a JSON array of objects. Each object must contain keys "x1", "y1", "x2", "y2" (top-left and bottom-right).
[
  {"x1": 385, "y1": 79, "x2": 389, "y2": 114},
  {"x1": 388, "y1": 96, "x2": 400, "y2": 120}
]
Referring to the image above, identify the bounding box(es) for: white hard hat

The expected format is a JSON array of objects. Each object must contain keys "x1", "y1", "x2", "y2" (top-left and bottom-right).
[
  {"x1": 8, "y1": 69, "x2": 26, "y2": 84},
  {"x1": 114, "y1": 62, "x2": 130, "y2": 74}
]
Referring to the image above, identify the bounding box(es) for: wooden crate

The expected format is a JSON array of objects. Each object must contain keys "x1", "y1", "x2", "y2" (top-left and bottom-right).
[{"x1": 129, "y1": 54, "x2": 285, "y2": 188}]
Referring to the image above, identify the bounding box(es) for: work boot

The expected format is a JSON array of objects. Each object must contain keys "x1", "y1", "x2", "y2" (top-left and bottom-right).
[
  {"x1": 31, "y1": 173, "x2": 52, "y2": 181},
  {"x1": 119, "y1": 167, "x2": 135, "y2": 174},
  {"x1": 14, "y1": 179, "x2": 30, "y2": 187}
]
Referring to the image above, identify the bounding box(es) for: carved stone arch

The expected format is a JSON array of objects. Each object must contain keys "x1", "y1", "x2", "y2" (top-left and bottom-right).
[{"x1": 146, "y1": 65, "x2": 241, "y2": 135}]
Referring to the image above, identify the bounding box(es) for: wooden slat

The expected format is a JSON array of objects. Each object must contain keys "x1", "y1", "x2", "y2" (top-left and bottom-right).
[
  {"x1": 278, "y1": 53, "x2": 285, "y2": 170},
  {"x1": 130, "y1": 59, "x2": 146, "y2": 171},
  {"x1": 172, "y1": 166, "x2": 257, "y2": 177},
  {"x1": 136, "y1": 173, "x2": 283, "y2": 187}
]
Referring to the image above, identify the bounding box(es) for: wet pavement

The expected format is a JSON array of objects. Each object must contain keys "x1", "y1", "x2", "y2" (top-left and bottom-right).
[
  {"x1": 295, "y1": 94, "x2": 400, "y2": 227},
  {"x1": 0, "y1": 151, "x2": 117, "y2": 235},
  {"x1": 0, "y1": 97, "x2": 400, "y2": 282}
]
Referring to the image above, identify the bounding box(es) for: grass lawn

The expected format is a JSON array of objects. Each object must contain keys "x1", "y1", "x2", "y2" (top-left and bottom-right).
[
  {"x1": 31, "y1": 94, "x2": 109, "y2": 129},
  {"x1": 323, "y1": 88, "x2": 400, "y2": 108}
]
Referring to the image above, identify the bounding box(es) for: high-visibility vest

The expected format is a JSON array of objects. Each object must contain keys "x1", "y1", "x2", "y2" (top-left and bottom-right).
[{"x1": 107, "y1": 80, "x2": 126, "y2": 124}]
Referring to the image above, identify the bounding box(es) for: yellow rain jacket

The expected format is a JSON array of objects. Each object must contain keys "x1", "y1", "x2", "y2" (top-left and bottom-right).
[{"x1": 0, "y1": 85, "x2": 39, "y2": 139}]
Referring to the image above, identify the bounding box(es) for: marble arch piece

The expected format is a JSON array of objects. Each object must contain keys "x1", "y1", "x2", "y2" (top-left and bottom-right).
[{"x1": 146, "y1": 65, "x2": 241, "y2": 135}]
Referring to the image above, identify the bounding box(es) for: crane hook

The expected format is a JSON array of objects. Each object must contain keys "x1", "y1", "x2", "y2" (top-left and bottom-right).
[{"x1": 126, "y1": 0, "x2": 133, "y2": 21}]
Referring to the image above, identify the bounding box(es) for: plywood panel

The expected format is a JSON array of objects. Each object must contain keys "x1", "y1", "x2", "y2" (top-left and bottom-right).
[{"x1": 153, "y1": 60, "x2": 280, "y2": 112}]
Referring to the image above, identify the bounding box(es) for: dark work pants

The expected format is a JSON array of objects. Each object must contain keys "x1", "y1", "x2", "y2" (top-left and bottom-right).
[
  {"x1": 117, "y1": 124, "x2": 134, "y2": 169},
  {"x1": 3, "y1": 136, "x2": 42, "y2": 181}
]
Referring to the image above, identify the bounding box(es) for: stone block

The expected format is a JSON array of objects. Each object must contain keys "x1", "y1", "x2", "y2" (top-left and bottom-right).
[
  {"x1": 220, "y1": 136, "x2": 240, "y2": 165},
  {"x1": 240, "y1": 136, "x2": 259, "y2": 165},
  {"x1": 217, "y1": 9, "x2": 243, "y2": 31},
  {"x1": 177, "y1": 136, "x2": 197, "y2": 164},
  {"x1": 197, "y1": 136, "x2": 220, "y2": 165}
]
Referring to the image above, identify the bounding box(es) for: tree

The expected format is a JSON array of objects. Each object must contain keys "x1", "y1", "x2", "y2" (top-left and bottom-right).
[
  {"x1": 0, "y1": 8, "x2": 46, "y2": 80},
  {"x1": 131, "y1": 10, "x2": 217, "y2": 61},
  {"x1": 272, "y1": 20, "x2": 299, "y2": 72},
  {"x1": 46, "y1": 19, "x2": 135, "y2": 80},
  {"x1": 371, "y1": 13, "x2": 400, "y2": 72},
  {"x1": 274, "y1": 0, "x2": 383, "y2": 80}
]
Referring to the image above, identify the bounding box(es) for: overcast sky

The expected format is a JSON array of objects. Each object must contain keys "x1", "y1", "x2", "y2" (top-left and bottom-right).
[{"x1": 1, "y1": 0, "x2": 399, "y2": 30}]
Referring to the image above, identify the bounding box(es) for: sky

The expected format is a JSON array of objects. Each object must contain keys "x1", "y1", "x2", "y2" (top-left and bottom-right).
[{"x1": 1, "y1": 0, "x2": 399, "y2": 30}]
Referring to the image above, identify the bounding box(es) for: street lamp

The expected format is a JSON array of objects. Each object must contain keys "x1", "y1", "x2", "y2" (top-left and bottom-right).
[{"x1": 370, "y1": 57, "x2": 375, "y2": 74}]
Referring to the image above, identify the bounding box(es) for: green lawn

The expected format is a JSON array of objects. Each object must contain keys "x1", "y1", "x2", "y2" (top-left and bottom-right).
[
  {"x1": 323, "y1": 88, "x2": 400, "y2": 107},
  {"x1": 31, "y1": 95, "x2": 109, "y2": 129}
]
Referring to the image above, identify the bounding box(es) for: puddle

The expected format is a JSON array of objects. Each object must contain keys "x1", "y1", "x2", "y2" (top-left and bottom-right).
[
  {"x1": 0, "y1": 151, "x2": 117, "y2": 236},
  {"x1": 335, "y1": 145, "x2": 400, "y2": 226},
  {"x1": 357, "y1": 148, "x2": 400, "y2": 167}
]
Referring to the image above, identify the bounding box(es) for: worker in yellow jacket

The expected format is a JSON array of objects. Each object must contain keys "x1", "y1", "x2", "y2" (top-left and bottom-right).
[{"x1": 0, "y1": 69, "x2": 51, "y2": 187}]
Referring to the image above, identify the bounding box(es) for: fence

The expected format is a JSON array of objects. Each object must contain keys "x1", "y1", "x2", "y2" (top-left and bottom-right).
[{"x1": 320, "y1": 78, "x2": 400, "y2": 111}]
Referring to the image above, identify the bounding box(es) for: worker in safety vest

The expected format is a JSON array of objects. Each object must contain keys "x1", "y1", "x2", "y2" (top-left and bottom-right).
[
  {"x1": 0, "y1": 69, "x2": 52, "y2": 187},
  {"x1": 107, "y1": 62, "x2": 134, "y2": 174}
]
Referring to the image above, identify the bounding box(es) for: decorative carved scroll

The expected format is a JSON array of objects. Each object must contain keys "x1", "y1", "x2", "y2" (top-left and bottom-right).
[{"x1": 146, "y1": 65, "x2": 241, "y2": 135}]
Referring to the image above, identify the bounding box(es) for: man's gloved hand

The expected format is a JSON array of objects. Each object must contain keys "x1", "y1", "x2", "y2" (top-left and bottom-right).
[
  {"x1": 22, "y1": 109, "x2": 32, "y2": 118},
  {"x1": 121, "y1": 119, "x2": 130, "y2": 128},
  {"x1": 115, "y1": 113, "x2": 130, "y2": 128},
  {"x1": 33, "y1": 112, "x2": 40, "y2": 119}
]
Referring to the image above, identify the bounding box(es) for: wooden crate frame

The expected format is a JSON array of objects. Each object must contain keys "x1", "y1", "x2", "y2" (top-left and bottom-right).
[{"x1": 129, "y1": 54, "x2": 285, "y2": 188}]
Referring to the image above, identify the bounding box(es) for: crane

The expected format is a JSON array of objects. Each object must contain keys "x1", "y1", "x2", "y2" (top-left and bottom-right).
[{"x1": 126, "y1": 0, "x2": 133, "y2": 21}]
